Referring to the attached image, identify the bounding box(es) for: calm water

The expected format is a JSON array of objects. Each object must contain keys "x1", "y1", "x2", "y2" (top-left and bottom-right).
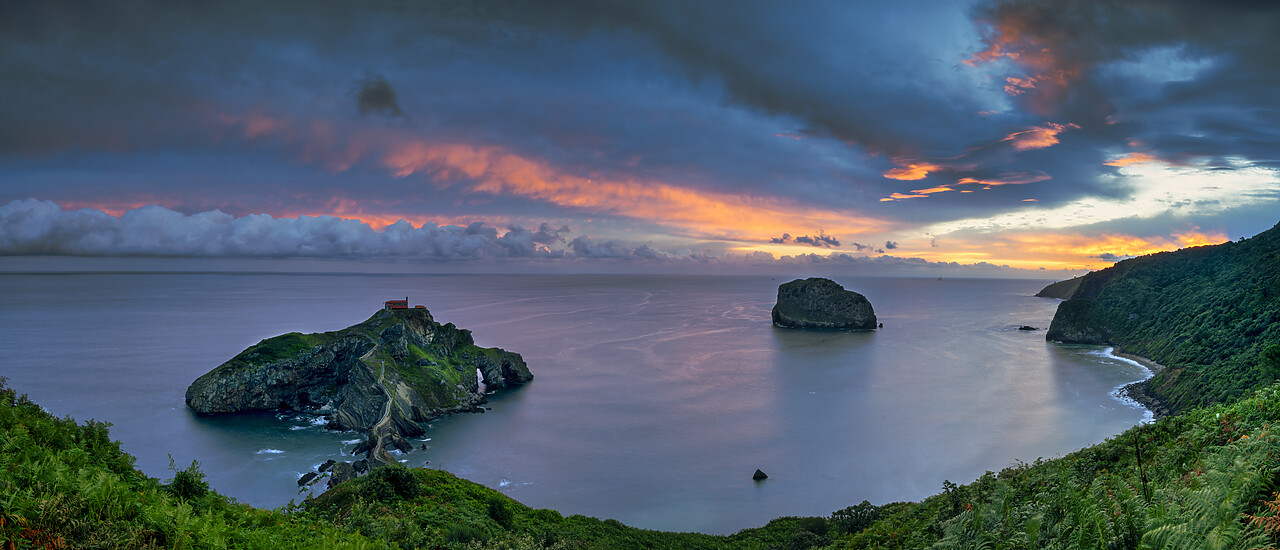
[{"x1": 0, "y1": 272, "x2": 1148, "y2": 534}]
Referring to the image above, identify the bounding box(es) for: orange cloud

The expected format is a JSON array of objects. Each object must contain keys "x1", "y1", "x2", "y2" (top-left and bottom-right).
[
  {"x1": 1003, "y1": 76, "x2": 1038, "y2": 95},
  {"x1": 1175, "y1": 230, "x2": 1229, "y2": 248},
  {"x1": 965, "y1": 18, "x2": 1082, "y2": 115},
  {"x1": 384, "y1": 141, "x2": 891, "y2": 242},
  {"x1": 956, "y1": 171, "x2": 1051, "y2": 187},
  {"x1": 883, "y1": 162, "x2": 941, "y2": 181},
  {"x1": 216, "y1": 109, "x2": 894, "y2": 245},
  {"x1": 911, "y1": 186, "x2": 954, "y2": 194},
  {"x1": 1002, "y1": 122, "x2": 1079, "y2": 151},
  {"x1": 1104, "y1": 152, "x2": 1156, "y2": 167},
  {"x1": 1007, "y1": 230, "x2": 1228, "y2": 264},
  {"x1": 879, "y1": 192, "x2": 929, "y2": 202}
]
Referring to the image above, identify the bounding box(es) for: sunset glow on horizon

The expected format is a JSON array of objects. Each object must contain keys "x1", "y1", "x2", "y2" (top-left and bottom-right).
[{"x1": 3, "y1": 1, "x2": 1279, "y2": 276}]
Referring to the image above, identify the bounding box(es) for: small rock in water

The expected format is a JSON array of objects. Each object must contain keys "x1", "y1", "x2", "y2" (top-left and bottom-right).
[
  {"x1": 1018, "y1": 325, "x2": 1038, "y2": 331},
  {"x1": 753, "y1": 469, "x2": 768, "y2": 481},
  {"x1": 318, "y1": 459, "x2": 336, "y2": 472},
  {"x1": 297, "y1": 472, "x2": 318, "y2": 486}
]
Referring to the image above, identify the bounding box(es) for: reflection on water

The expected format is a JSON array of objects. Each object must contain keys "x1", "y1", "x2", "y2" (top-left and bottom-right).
[{"x1": 0, "y1": 273, "x2": 1148, "y2": 533}]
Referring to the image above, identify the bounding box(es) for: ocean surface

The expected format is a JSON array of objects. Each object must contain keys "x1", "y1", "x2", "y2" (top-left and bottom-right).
[{"x1": 0, "y1": 272, "x2": 1150, "y2": 534}]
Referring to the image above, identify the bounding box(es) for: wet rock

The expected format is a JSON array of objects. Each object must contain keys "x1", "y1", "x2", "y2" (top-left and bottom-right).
[
  {"x1": 388, "y1": 434, "x2": 413, "y2": 454},
  {"x1": 753, "y1": 469, "x2": 768, "y2": 481},
  {"x1": 298, "y1": 472, "x2": 318, "y2": 486},
  {"x1": 318, "y1": 459, "x2": 336, "y2": 472},
  {"x1": 328, "y1": 461, "x2": 357, "y2": 488}
]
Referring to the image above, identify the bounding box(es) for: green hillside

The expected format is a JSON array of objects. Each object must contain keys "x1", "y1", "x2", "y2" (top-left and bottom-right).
[
  {"x1": 1045, "y1": 221, "x2": 1280, "y2": 413},
  {"x1": 10, "y1": 375, "x2": 1280, "y2": 549}
]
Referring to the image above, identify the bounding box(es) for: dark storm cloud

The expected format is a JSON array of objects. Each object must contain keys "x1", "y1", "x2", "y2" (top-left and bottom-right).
[
  {"x1": 3, "y1": 0, "x2": 1278, "y2": 260},
  {"x1": 970, "y1": 0, "x2": 1280, "y2": 170},
  {"x1": 356, "y1": 74, "x2": 406, "y2": 118}
]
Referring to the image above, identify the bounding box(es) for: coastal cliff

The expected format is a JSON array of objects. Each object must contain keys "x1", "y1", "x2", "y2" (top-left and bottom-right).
[
  {"x1": 186, "y1": 307, "x2": 532, "y2": 448},
  {"x1": 1042, "y1": 220, "x2": 1280, "y2": 414}
]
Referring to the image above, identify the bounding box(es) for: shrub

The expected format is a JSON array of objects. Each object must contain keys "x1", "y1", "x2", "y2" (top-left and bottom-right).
[
  {"x1": 358, "y1": 465, "x2": 422, "y2": 502},
  {"x1": 166, "y1": 457, "x2": 210, "y2": 501},
  {"x1": 488, "y1": 495, "x2": 514, "y2": 529}
]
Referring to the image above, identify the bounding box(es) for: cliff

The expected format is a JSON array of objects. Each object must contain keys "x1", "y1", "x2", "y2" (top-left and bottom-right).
[
  {"x1": 1044, "y1": 221, "x2": 1280, "y2": 413},
  {"x1": 772, "y1": 278, "x2": 877, "y2": 330},
  {"x1": 1034, "y1": 276, "x2": 1083, "y2": 299},
  {"x1": 186, "y1": 307, "x2": 532, "y2": 445}
]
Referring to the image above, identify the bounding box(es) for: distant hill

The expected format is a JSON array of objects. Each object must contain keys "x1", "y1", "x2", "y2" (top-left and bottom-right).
[{"x1": 1043, "y1": 221, "x2": 1280, "y2": 413}]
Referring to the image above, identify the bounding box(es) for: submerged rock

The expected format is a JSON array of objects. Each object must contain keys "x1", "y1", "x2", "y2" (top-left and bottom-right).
[
  {"x1": 297, "y1": 472, "x2": 318, "y2": 486},
  {"x1": 771, "y1": 278, "x2": 877, "y2": 330}
]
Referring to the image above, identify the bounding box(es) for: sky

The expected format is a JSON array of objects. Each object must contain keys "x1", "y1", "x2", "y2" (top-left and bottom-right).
[{"x1": 3, "y1": 0, "x2": 1279, "y2": 276}]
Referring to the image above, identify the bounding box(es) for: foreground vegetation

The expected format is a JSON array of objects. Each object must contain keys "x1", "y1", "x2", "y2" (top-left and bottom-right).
[{"x1": 8, "y1": 373, "x2": 1280, "y2": 549}]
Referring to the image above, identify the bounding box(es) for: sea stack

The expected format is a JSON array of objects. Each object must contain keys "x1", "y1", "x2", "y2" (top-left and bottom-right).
[
  {"x1": 771, "y1": 277, "x2": 877, "y2": 330},
  {"x1": 186, "y1": 303, "x2": 532, "y2": 469}
]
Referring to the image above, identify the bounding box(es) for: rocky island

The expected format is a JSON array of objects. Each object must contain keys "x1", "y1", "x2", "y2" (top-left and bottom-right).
[
  {"x1": 186, "y1": 301, "x2": 532, "y2": 472},
  {"x1": 772, "y1": 277, "x2": 877, "y2": 330}
]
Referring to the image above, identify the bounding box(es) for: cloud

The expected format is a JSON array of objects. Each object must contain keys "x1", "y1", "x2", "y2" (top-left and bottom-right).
[
  {"x1": 848, "y1": 242, "x2": 885, "y2": 254},
  {"x1": 1001, "y1": 123, "x2": 1079, "y2": 151},
  {"x1": 793, "y1": 233, "x2": 840, "y2": 247},
  {"x1": 356, "y1": 74, "x2": 406, "y2": 119},
  {"x1": 956, "y1": 171, "x2": 1052, "y2": 187},
  {"x1": 884, "y1": 163, "x2": 942, "y2": 181},
  {"x1": 885, "y1": 241, "x2": 899, "y2": 250},
  {"x1": 0, "y1": 199, "x2": 564, "y2": 259}
]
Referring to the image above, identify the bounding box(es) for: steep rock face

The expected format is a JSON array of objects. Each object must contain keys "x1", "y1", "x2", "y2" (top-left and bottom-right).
[
  {"x1": 185, "y1": 308, "x2": 531, "y2": 440},
  {"x1": 1045, "y1": 299, "x2": 1111, "y2": 344},
  {"x1": 772, "y1": 278, "x2": 877, "y2": 330}
]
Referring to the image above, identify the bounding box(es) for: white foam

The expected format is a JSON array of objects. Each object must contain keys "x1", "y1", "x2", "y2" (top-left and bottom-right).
[
  {"x1": 256, "y1": 448, "x2": 285, "y2": 454},
  {"x1": 1100, "y1": 347, "x2": 1156, "y2": 424},
  {"x1": 342, "y1": 439, "x2": 362, "y2": 445},
  {"x1": 289, "y1": 426, "x2": 306, "y2": 431},
  {"x1": 310, "y1": 416, "x2": 329, "y2": 426}
]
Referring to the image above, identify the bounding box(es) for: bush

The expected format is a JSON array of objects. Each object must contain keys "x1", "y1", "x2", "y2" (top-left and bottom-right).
[
  {"x1": 166, "y1": 457, "x2": 210, "y2": 501},
  {"x1": 831, "y1": 500, "x2": 880, "y2": 534},
  {"x1": 488, "y1": 495, "x2": 515, "y2": 529},
  {"x1": 358, "y1": 464, "x2": 422, "y2": 502}
]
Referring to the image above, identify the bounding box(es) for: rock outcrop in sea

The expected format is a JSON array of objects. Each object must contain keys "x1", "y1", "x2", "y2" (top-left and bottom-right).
[
  {"x1": 186, "y1": 306, "x2": 532, "y2": 468},
  {"x1": 771, "y1": 278, "x2": 877, "y2": 330}
]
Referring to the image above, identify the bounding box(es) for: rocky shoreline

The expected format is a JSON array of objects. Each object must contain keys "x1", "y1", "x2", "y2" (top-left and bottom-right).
[{"x1": 1113, "y1": 351, "x2": 1173, "y2": 421}]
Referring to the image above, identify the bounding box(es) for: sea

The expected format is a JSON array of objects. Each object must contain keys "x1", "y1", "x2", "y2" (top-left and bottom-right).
[{"x1": 0, "y1": 271, "x2": 1151, "y2": 534}]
